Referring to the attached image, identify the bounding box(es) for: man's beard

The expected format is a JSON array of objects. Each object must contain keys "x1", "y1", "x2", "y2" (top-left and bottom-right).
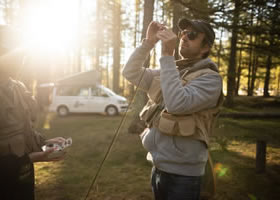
[{"x1": 179, "y1": 47, "x2": 200, "y2": 59}]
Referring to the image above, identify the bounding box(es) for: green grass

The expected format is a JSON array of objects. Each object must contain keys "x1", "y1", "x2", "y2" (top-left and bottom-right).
[
  {"x1": 34, "y1": 106, "x2": 280, "y2": 200},
  {"x1": 35, "y1": 113, "x2": 153, "y2": 200},
  {"x1": 221, "y1": 96, "x2": 280, "y2": 113},
  {"x1": 211, "y1": 118, "x2": 280, "y2": 200}
]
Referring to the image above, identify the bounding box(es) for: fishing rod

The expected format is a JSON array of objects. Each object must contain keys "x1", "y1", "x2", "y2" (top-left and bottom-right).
[{"x1": 83, "y1": 67, "x2": 147, "y2": 200}]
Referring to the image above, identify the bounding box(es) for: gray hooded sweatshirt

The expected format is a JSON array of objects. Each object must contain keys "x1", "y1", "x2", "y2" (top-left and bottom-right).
[{"x1": 122, "y1": 41, "x2": 222, "y2": 176}]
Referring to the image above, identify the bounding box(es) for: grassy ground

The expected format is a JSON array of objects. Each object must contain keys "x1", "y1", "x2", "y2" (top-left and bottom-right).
[
  {"x1": 34, "y1": 97, "x2": 280, "y2": 200},
  {"x1": 221, "y1": 96, "x2": 280, "y2": 113},
  {"x1": 35, "y1": 113, "x2": 152, "y2": 200},
  {"x1": 212, "y1": 118, "x2": 280, "y2": 200}
]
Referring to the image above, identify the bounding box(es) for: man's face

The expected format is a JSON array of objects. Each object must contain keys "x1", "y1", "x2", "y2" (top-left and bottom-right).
[{"x1": 178, "y1": 26, "x2": 209, "y2": 59}]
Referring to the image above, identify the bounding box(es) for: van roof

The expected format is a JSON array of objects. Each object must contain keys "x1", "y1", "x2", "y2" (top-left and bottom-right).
[{"x1": 56, "y1": 70, "x2": 100, "y2": 86}]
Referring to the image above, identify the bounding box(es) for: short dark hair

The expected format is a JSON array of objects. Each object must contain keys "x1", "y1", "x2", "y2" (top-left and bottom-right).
[
  {"x1": 201, "y1": 36, "x2": 210, "y2": 58},
  {"x1": 178, "y1": 18, "x2": 215, "y2": 46}
]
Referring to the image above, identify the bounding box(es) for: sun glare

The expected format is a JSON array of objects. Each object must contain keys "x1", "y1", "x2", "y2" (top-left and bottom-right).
[{"x1": 22, "y1": 0, "x2": 79, "y2": 52}]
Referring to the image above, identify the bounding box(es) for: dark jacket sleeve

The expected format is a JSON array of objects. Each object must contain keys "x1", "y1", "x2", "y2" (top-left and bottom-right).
[{"x1": 17, "y1": 81, "x2": 46, "y2": 150}]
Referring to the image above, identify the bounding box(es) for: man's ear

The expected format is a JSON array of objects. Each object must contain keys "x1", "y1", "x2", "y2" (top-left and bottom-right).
[{"x1": 201, "y1": 43, "x2": 210, "y2": 55}]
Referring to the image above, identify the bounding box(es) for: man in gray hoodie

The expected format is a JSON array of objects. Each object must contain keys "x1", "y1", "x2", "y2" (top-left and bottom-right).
[{"x1": 122, "y1": 19, "x2": 223, "y2": 200}]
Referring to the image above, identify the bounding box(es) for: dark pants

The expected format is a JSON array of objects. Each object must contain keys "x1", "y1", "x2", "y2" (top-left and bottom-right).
[
  {"x1": 151, "y1": 167, "x2": 201, "y2": 200},
  {"x1": 0, "y1": 154, "x2": 35, "y2": 200}
]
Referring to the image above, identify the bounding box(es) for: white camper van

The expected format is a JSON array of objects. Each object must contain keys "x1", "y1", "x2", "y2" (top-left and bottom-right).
[
  {"x1": 48, "y1": 71, "x2": 128, "y2": 116},
  {"x1": 49, "y1": 84, "x2": 128, "y2": 116}
]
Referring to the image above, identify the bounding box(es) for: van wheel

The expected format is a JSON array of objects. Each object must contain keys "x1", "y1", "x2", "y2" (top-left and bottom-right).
[
  {"x1": 106, "y1": 106, "x2": 118, "y2": 116},
  {"x1": 57, "y1": 106, "x2": 69, "y2": 117}
]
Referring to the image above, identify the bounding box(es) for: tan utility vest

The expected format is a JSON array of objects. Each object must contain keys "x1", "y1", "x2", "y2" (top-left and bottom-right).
[
  {"x1": 139, "y1": 67, "x2": 223, "y2": 147},
  {"x1": 0, "y1": 79, "x2": 45, "y2": 157}
]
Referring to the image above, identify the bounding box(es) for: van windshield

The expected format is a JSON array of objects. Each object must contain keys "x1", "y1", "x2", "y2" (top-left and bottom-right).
[{"x1": 101, "y1": 87, "x2": 116, "y2": 96}]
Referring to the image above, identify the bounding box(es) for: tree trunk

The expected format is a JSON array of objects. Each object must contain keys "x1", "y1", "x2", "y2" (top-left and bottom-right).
[
  {"x1": 235, "y1": 44, "x2": 242, "y2": 96},
  {"x1": 247, "y1": 9, "x2": 254, "y2": 96},
  {"x1": 112, "y1": 0, "x2": 121, "y2": 93},
  {"x1": 106, "y1": 46, "x2": 110, "y2": 88},
  {"x1": 139, "y1": 0, "x2": 155, "y2": 93},
  {"x1": 225, "y1": 0, "x2": 240, "y2": 107},
  {"x1": 256, "y1": 140, "x2": 266, "y2": 173},
  {"x1": 217, "y1": 0, "x2": 225, "y2": 70},
  {"x1": 263, "y1": 2, "x2": 278, "y2": 97},
  {"x1": 277, "y1": 71, "x2": 280, "y2": 96},
  {"x1": 141, "y1": 0, "x2": 155, "y2": 40},
  {"x1": 76, "y1": 0, "x2": 83, "y2": 72},
  {"x1": 250, "y1": 53, "x2": 258, "y2": 96},
  {"x1": 217, "y1": 27, "x2": 224, "y2": 70},
  {"x1": 95, "y1": 0, "x2": 102, "y2": 71},
  {"x1": 247, "y1": 39, "x2": 253, "y2": 96},
  {"x1": 263, "y1": 55, "x2": 272, "y2": 97},
  {"x1": 172, "y1": 1, "x2": 182, "y2": 60},
  {"x1": 128, "y1": 0, "x2": 155, "y2": 134},
  {"x1": 128, "y1": 0, "x2": 141, "y2": 99},
  {"x1": 278, "y1": 69, "x2": 280, "y2": 96},
  {"x1": 141, "y1": 0, "x2": 155, "y2": 69},
  {"x1": 3, "y1": 0, "x2": 14, "y2": 24}
]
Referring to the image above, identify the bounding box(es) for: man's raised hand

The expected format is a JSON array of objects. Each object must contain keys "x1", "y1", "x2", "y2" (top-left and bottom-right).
[
  {"x1": 146, "y1": 21, "x2": 164, "y2": 46},
  {"x1": 156, "y1": 28, "x2": 177, "y2": 56}
]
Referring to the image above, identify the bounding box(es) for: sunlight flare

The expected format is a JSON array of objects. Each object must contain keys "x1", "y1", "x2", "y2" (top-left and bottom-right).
[
  {"x1": 21, "y1": 0, "x2": 79, "y2": 52},
  {"x1": 214, "y1": 163, "x2": 228, "y2": 177}
]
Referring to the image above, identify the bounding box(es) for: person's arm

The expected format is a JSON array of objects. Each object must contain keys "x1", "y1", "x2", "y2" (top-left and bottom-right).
[
  {"x1": 156, "y1": 28, "x2": 222, "y2": 114},
  {"x1": 159, "y1": 56, "x2": 222, "y2": 114},
  {"x1": 18, "y1": 81, "x2": 67, "y2": 153},
  {"x1": 122, "y1": 41, "x2": 159, "y2": 91},
  {"x1": 28, "y1": 137, "x2": 67, "y2": 162},
  {"x1": 122, "y1": 21, "x2": 164, "y2": 91},
  {"x1": 28, "y1": 147, "x2": 64, "y2": 162}
]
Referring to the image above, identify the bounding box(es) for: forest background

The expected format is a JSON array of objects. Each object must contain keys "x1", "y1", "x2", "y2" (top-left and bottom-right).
[
  {"x1": 0, "y1": 0, "x2": 279, "y2": 107},
  {"x1": 1, "y1": 1, "x2": 280, "y2": 200}
]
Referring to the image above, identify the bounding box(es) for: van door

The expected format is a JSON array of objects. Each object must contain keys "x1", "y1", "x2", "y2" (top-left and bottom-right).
[
  {"x1": 55, "y1": 86, "x2": 90, "y2": 113},
  {"x1": 71, "y1": 87, "x2": 90, "y2": 113},
  {"x1": 89, "y1": 86, "x2": 110, "y2": 113}
]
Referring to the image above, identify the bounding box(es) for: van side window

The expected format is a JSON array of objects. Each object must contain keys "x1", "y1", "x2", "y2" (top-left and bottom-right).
[
  {"x1": 91, "y1": 87, "x2": 108, "y2": 97},
  {"x1": 78, "y1": 88, "x2": 89, "y2": 96},
  {"x1": 57, "y1": 86, "x2": 77, "y2": 96},
  {"x1": 57, "y1": 86, "x2": 88, "y2": 96},
  {"x1": 91, "y1": 87, "x2": 99, "y2": 96},
  {"x1": 100, "y1": 89, "x2": 108, "y2": 97}
]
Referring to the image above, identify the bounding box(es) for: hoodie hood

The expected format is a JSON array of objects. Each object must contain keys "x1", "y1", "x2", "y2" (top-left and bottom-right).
[{"x1": 176, "y1": 58, "x2": 219, "y2": 74}]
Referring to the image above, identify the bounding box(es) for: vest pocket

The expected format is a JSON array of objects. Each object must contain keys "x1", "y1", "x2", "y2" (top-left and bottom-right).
[
  {"x1": 140, "y1": 102, "x2": 161, "y2": 126},
  {"x1": 158, "y1": 111, "x2": 196, "y2": 136},
  {"x1": 158, "y1": 116, "x2": 176, "y2": 134},
  {"x1": 178, "y1": 117, "x2": 196, "y2": 136}
]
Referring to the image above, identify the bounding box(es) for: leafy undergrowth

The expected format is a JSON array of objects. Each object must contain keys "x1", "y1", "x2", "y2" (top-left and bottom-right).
[{"x1": 34, "y1": 101, "x2": 280, "y2": 200}]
